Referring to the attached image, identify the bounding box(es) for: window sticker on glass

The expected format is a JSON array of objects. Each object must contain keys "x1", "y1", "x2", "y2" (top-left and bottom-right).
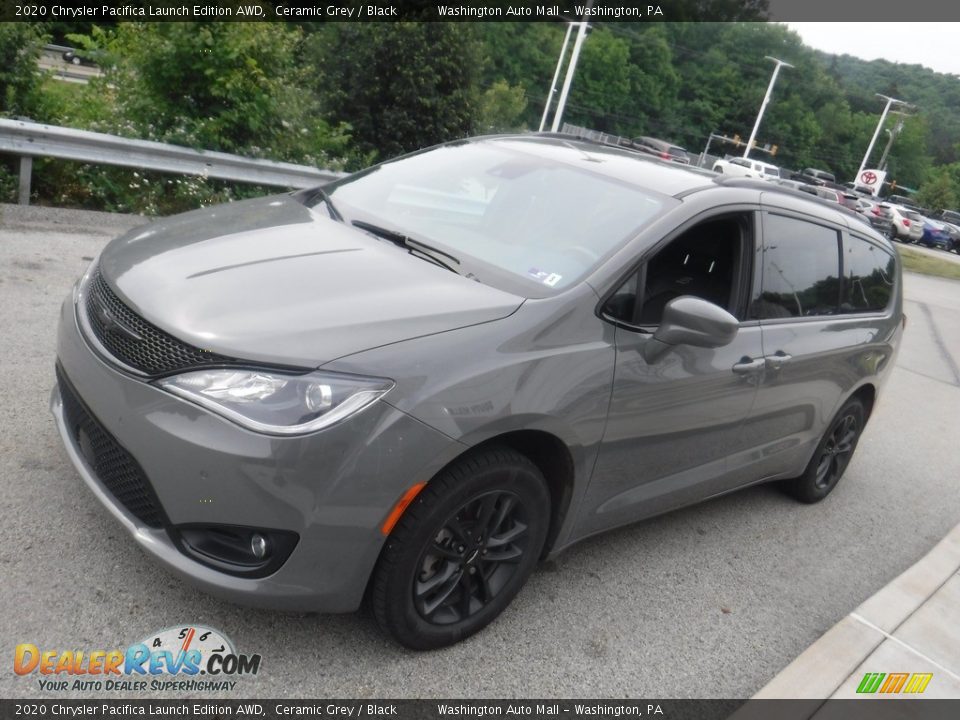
[{"x1": 528, "y1": 268, "x2": 562, "y2": 286}]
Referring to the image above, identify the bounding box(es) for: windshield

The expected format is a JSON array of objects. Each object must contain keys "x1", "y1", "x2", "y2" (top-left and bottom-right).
[{"x1": 322, "y1": 140, "x2": 670, "y2": 294}]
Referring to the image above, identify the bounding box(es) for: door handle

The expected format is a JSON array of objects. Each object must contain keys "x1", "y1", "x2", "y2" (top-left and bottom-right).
[
  {"x1": 732, "y1": 357, "x2": 765, "y2": 374},
  {"x1": 765, "y1": 351, "x2": 793, "y2": 370}
]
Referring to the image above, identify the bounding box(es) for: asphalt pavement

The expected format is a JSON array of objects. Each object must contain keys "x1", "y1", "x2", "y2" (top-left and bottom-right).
[{"x1": 1, "y1": 204, "x2": 959, "y2": 699}]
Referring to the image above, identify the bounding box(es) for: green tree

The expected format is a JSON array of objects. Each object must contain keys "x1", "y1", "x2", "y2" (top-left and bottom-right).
[
  {"x1": 34, "y1": 21, "x2": 350, "y2": 215},
  {"x1": 0, "y1": 23, "x2": 45, "y2": 117},
  {"x1": 92, "y1": 22, "x2": 348, "y2": 166},
  {"x1": 884, "y1": 116, "x2": 932, "y2": 190},
  {"x1": 564, "y1": 28, "x2": 634, "y2": 134},
  {"x1": 914, "y1": 169, "x2": 957, "y2": 211},
  {"x1": 307, "y1": 23, "x2": 482, "y2": 163},
  {"x1": 479, "y1": 80, "x2": 527, "y2": 134},
  {"x1": 476, "y1": 23, "x2": 562, "y2": 129}
]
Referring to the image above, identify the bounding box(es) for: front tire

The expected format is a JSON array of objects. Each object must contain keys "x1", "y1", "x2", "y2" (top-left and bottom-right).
[
  {"x1": 371, "y1": 446, "x2": 550, "y2": 650},
  {"x1": 784, "y1": 398, "x2": 865, "y2": 504}
]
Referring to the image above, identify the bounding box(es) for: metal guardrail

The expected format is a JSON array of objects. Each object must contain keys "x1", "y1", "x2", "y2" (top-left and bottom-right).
[{"x1": 0, "y1": 118, "x2": 345, "y2": 205}]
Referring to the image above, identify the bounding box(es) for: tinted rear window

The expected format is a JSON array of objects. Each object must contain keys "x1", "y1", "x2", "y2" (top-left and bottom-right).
[
  {"x1": 842, "y1": 236, "x2": 896, "y2": 313},
  {"x1": 754, "y1": 214, "x2": 841, "y2": 319}
]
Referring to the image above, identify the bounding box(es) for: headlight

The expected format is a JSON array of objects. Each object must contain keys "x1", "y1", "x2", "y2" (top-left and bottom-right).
[{"x1": 156, "y1": 369, "x2": 393, "y2": 436}]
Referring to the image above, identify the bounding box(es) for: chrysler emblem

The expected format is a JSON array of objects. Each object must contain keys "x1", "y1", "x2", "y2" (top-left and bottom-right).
[{"x1": 95, "y1": 302, "x2": 143, "y2": 342}]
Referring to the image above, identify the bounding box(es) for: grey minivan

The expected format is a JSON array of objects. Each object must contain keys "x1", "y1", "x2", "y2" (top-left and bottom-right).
[{"x1": 53, "y1": 136, "x2": 903, "y2": 649}]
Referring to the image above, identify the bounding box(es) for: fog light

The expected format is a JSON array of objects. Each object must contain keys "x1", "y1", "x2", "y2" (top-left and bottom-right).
[
  {"x1": 251, "y1": 533, "x2": 268, "y2": 560},
  {"x1": 172, "y1": 524, "x2": 298, "y2": 578}
]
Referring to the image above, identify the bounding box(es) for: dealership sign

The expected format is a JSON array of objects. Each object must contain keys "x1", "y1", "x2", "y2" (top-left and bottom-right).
[{"x1": 855, "y1": 168, "x2": 887, "y2": 197}]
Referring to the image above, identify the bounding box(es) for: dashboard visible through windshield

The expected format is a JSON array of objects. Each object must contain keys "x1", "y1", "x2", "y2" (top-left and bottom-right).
[{"x1": 319, "y1": 140, "x2": 672, "y2": 296}]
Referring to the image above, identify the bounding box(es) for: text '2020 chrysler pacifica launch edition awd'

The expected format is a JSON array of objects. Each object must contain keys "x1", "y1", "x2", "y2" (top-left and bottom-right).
[{"x1": 53, "y1": 136, "x2": 903, "y2": 648}]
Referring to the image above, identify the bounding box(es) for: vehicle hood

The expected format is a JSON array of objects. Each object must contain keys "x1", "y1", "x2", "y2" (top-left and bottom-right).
[{"x1": 97, "y1": 195, "x2": 524, "y2": 368}]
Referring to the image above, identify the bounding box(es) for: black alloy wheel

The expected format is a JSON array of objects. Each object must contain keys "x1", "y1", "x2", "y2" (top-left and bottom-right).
[
  {"x1": 813, "y1": 411, "x2": 859, "y2": 490},
  {"x1": 413, "y1": 490, "x2": 529, "y2": 625},
  {"x1": 785, "y1": 398, "x2": 865, "y2": 503},
  {"x1": 371, "y1": 446, "x2": 549, "y2": 650}
]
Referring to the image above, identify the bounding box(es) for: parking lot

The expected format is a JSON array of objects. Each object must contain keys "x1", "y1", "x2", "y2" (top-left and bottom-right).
[{"x1": 1, "y1": 205, "x2": 959, "y2": 699}]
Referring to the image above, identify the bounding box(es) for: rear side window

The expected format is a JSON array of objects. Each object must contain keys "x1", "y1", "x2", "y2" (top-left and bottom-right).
[
  {"x1": 842, "y1": 236, "x2": 896, "y2": 312},
  {"x1": 754, "y1": 214, "x2": 841, "y2": 319}
]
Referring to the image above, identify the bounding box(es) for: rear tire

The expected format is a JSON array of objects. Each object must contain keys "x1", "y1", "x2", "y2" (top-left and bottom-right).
[
  {"x1": 371, "y1": 446, "x2": 550, "y2": 650},
  {"x1": 784, "y1": 398, "x2": 865, "y2": 504}
]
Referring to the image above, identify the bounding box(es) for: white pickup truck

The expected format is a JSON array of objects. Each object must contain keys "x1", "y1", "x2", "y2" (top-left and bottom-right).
[{"x1": 712, "y1": 157, "x2": 781, "y2": 180}]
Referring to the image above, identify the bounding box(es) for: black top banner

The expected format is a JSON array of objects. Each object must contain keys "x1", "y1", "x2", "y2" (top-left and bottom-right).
[{"x1": 3, "y1": 0, "x2": 960, "y2": 23}]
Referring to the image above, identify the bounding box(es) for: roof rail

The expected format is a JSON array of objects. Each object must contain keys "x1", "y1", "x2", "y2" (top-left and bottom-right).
[{"x1": 713, "y1": 176, "x2": 869, "y2": 225}]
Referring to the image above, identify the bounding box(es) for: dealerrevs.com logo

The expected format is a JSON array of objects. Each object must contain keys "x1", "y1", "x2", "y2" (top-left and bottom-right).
[{"x1": 14, "y1": 625, "x2": 261, "y2": 693}]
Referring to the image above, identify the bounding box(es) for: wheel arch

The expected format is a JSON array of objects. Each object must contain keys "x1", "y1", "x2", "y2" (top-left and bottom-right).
[
  {"x1": 469, "y1": 429, "x2": 576, "y2": 556},
  {"x1": 381, "y1": 426, "x2": 578, "y2": 557},
  {"x1": 849, "y1": 382, "x2": 877, "y2": 424}
]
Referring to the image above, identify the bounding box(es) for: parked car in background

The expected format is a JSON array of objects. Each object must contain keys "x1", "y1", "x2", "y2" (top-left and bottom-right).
[
  {"x1": 886, "y1": 194, "x2": 919, "y2": 209},
  {"x1": 933, "y1": 209, "x2": 960, "y2": 226},
  {"x1": 775, "y1": 179, "x2": 809, "y2": 191},
  {"x1": 920, "y1": 218, "x2": 953, "y2": 251},
  {"x1": 713, "y1": 157, "x2": 780, "y2": 180},
  {"x1": 51, "y1": 134, "x2": 903, "y2": 649},
  {"x1": 931, "y1": 210, "x2": 960, "y2": 250},
  {"x1": 856, "y1": 199, "x2": 895, "y2": 239},
  {"x1": 807, "y1": 186, "x2": 838, "y2": 202},
  {"x1": 939, "y1": 222, "x2": 960, "y2": 252},
  {"x1": 632, "y1": 137, "x2": 691, "y2": 164},
  {"x1": 889, "y1": 206, "x2": 924, "y2": 243},
  {"x1": 838, "y1": 193, "x2": 860, "y2": 211},
  {"x1": 795, "y1": 168, "x2": 836, "y2": 186},
  {"x1": 801, "y1": 186, "x2": 859, "y2": 212}
]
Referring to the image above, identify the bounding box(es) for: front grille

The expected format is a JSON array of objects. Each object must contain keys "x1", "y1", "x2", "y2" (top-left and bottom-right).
[
  {"x1": 56, "y1": 364, "x2": 166, "y2": 529},
  {"x1": 84, "y1": 267, "x2": 239, "y2": 376}
]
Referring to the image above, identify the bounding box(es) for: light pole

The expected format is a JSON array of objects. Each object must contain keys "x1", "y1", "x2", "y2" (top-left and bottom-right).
[
  {"x1": 877, "y1": 112, "x2": 907, "y2": 173},
  {"x1": 550, "y1": 17, "x2": 590, "y2": 133},
  {"x1": 743, "y1": 56, "x2": 793, "y2": 159},
  {"x1": 539, "y1": 22, "x2": 575, "y2": 132},
  {"x1": 858, "y1": 95, "x2": 912, "y2": 178}
]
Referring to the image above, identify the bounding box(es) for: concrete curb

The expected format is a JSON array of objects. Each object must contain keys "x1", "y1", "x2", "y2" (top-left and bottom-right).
[{"x1": 753, "y1": 521, "x2": 960, "y2": 700}]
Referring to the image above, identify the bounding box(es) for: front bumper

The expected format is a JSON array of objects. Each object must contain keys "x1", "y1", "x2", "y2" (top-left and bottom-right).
[{"x1": 52, "y1": 294, "x2": 461, "y2": 612}]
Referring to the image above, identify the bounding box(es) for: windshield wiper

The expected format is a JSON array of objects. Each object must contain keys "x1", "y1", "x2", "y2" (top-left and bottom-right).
[
  {"x1": 351, "y1": 220, "x2": 461, "y2": 274},
  {"x1": 300, "y1": 185, "x2": 343, "y2": 222}
]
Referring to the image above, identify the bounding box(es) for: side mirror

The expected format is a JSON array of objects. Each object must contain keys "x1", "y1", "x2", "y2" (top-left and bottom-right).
[{"x1": 642, "y1": 296, "x2": 740, "y2": 362}]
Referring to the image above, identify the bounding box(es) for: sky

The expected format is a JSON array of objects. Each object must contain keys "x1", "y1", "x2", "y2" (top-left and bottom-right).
[{"x1": 784, "y1": 23, "x2": 960, "y2": 77}]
